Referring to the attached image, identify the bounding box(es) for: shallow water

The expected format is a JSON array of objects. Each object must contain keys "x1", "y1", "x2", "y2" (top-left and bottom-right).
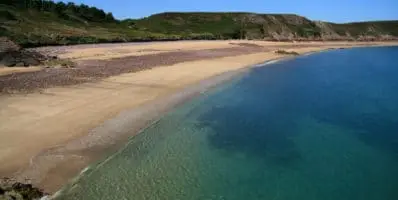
[{"x1": 58, "y1": 46, "x2": 398, "y2": 200}]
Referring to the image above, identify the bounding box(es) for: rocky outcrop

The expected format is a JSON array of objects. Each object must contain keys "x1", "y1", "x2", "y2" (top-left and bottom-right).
[
  {"x1": 0, "y1": 37, "x2": 21, "y2": 53},
  {"x1": 314, "y1": 21, "x2": 345, "y2": 40},
  {"x1": 0, "y1": 37, "x2": 56, "y2": 67},
  {"x1": 0, "y1": 178, "x2": 47, "y2": 200},
  {"x1": 0, "y1": 51, "x2": 42, "y2": 67}
]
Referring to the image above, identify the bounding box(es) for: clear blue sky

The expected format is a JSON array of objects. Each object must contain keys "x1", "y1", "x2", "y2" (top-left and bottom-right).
[{"x1": 61, "y1": 0, "x2": 398, "y2": 23}]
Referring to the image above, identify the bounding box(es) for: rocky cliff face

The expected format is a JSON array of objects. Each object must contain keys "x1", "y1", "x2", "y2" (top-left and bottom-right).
[{"x1": 314, "y1": 21, "x2": 347, "y2": 40}]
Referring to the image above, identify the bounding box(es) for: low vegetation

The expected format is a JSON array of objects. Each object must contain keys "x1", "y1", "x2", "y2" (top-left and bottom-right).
[
  {"x1": 274, "y1": 50, "x2": 300, "y2": 55},
  {"x1": 0, "y1": 1, "x2": 397, "y2": 47},
  {"x1": 43, "y1": 58, "x2": 75, "y2": 68}
]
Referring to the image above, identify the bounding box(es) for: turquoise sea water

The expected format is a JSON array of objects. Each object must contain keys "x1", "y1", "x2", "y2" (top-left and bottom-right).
[{"x1": 58, "y1": 47, "x2": 398, "y2": 200}]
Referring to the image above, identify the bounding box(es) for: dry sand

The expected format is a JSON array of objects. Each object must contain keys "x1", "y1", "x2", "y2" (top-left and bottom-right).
[
  {"x1": 0, "y1": 41, "x2": 397, "y2": 192},
  {"x1": 37, "y1": 40, "x2": 294, "y2": 60},
  {"x1": 0, "y1": 66, "x2": 41, "y2": 76},
  {"x1": 36, "y1": 40, "x2": 393, "y2": 60}
]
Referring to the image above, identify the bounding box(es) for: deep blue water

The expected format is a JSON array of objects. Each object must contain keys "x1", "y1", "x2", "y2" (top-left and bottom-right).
[{"x1": 58, "y1": 46, "x2": 398, "y2": 200}]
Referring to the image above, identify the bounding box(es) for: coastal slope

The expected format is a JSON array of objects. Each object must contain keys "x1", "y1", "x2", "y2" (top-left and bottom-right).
[{"x1": 1, "y1": 1, "x2": 397, "y2": 47}]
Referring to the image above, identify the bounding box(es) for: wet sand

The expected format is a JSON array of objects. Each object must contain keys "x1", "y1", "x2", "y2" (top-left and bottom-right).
[{"x1": 0, "y1": 41, "x2": 397, "y2": 193}]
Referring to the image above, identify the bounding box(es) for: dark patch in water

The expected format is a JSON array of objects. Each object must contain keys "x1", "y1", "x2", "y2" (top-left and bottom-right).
[
  {"x1": 198, "y1": 106, "x2": 301, "y2": 166},
  {"x1": 291, "y1": 47, "x2": 398, "y2": 157},
  {"x1": 196, "y1": 63, "x2": 304, "y2": 165}
]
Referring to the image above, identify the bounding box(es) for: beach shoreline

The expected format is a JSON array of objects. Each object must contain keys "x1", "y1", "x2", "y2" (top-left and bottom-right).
[
  {"x1": 1, "y1": 41, "x2": 398, "y2": 194},
  {"x1": 51, "y1": 68, "x2": 250, "y2": 197}
]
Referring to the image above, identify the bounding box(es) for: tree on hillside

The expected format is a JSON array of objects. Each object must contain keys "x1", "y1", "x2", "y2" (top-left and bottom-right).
[
  {"x1": 0, "y1": 0, "x2": 117, "y2": 23},
  {"x1": 53, "y1": 2, "x2": 67, "y2": 15},
  {"x1": 105, "y1": 12, "x2": 115, "y2": 22},
  {"x1": 1, "y1": 0, "x2": 26, "y2": 8},
  {"x1": 0, "y1": 0, "x2": 14, "y2": 5}
]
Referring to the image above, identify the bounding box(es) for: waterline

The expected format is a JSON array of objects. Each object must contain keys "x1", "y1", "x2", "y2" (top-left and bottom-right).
[{"x1": 57, "y1": 47, "x2": 398, "y2": 200}]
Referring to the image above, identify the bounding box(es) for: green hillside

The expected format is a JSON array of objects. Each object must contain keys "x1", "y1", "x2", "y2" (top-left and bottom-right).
[
  {"x1": 330, "y1": 21, "x2": 398, "y2": 37},
  {"x1": 0, "y1": 1, "x2": 171, "y2": 47},
  {"x1": 1, "y1": 0, "x2": 397, "y2": 47},
  {"x1": 129, "y1": 12, "x2": 322, "y2": 39},
  {"x1": 132, "y1": 12, "x2": 398, "y2": 40}
]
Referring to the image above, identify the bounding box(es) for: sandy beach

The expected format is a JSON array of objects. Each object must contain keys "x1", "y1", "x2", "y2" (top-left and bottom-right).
[{"x1": 0, "y1": 40, "x2": 397, "y2": 193}]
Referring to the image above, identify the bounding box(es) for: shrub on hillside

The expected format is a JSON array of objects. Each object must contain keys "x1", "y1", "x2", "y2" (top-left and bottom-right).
[{"x1": 274, "y1": 50, "x2": 299, "y2": 55}]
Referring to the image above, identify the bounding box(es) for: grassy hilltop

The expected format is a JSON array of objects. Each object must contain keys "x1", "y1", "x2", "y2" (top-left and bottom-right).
[{"x1": 1, "y1": 0, "x2": 397, "y2": 47}]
